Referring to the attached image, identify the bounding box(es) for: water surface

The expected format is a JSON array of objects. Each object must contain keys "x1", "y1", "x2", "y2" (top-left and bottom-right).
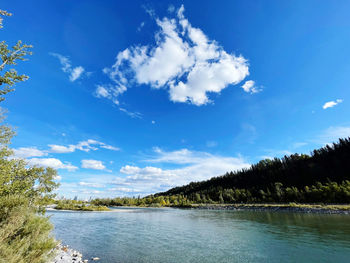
[{"x1": 48, "y1": 207, "x2": 350, "y2": 263}]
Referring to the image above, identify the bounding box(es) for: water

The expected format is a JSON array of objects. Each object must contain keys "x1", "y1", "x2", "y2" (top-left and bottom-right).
[{"x1": 48, "y1": 207, "x2": 350, "y2": 263}]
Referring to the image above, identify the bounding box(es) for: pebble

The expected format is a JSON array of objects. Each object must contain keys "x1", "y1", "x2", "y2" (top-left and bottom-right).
[{"x1": 51, "y1": 243, "x2": 94, "y2": 263}]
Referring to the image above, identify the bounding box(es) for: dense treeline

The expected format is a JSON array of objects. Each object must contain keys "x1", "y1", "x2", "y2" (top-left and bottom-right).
[
  {"x1": 54, "y1": 199, "x2": 110, "y2": 211},
  {"x1": 92, "y1": 195, "x2": 192, "y2": 207},
  {"x1": 154, "y1": 138, "x2": 350, "y2": 204}
]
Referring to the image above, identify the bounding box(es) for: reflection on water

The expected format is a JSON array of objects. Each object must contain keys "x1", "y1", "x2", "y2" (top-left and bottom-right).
[{"x1": 48, "y1": 208, "x2": 350, "y2": 263}]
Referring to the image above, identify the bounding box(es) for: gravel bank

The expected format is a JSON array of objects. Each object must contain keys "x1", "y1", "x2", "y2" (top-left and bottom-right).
[
  {"x1": 192, "y1": 204, "x2": 350, "y2": 214},
  {"x1": 51, "y1": 244, "x2": 91, "y2": 263}
]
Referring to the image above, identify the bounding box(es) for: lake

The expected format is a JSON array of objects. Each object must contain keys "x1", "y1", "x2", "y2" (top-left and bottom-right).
[{"x1": 48, "y1": 207, "x2": 350, "y2": 263}]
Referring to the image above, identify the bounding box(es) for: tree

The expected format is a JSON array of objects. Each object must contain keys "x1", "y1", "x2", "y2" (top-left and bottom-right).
[
  {"x1": 0, "y1": 10, "x2": 32, "y2": 102},
  {"x1": 0, "y1": 10, "x2": 58, "y2": 263}
]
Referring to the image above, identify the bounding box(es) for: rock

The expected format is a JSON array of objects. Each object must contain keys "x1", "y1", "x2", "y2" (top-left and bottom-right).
[{"x1": 51, "y1": 243, "x2": 85, "y2": 263}]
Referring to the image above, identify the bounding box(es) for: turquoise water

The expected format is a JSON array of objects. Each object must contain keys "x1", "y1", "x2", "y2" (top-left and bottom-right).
[{"x1": 48, "y1": 208, "x2": 350, "y2": 263}]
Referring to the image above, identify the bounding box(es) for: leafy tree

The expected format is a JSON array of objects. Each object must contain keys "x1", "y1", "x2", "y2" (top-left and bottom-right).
[
  {"x1": 0, "y1": 10, "x2": 32, "y2": 102},
  {"x1": 0, "y1": 10, "x2": 57, "y2": 262}
]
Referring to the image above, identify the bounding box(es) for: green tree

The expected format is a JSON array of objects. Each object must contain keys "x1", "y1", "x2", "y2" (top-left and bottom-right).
[
  {"x1": 0, "y1": 10, "x2": 57, "y2": 263},
  {"x1": 0, "y1": 10, "x2": 32, "y2": 102}
]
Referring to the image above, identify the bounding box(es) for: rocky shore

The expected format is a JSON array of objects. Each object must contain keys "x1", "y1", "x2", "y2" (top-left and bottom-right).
[
  {"x1": 51, "y1": 243, "x2": 100, "y2": 263},
  {"x1": 192, "y1": 204, "x2": 350, "y2": 214}
]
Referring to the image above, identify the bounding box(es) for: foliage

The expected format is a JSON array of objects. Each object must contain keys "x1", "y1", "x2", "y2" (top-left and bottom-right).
[
  {"x1": 154, "y1": 138, "x2": 350, "y2": 204},
  {"x1": 91, "y1": 138, "x2": 350, "y2": 207},
  {"x1": 55, "y1": 200, "x2": 110, "y2": 211},
  {"x1": 0, "y1": 10, "x2": 57, "y2": 263},
  {"x1": 0, "y1": 9, "x2": 32, "y2": 102},
  {"x1": 0, "y1": 196, "x2": 56, "y2": 263}
]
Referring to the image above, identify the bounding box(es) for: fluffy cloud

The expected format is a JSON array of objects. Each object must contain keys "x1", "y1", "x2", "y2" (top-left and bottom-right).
[
  {"x1": 49, "y1": 139, "x2": 119, "y2": 153},
  {"x1": 322, "y1": 99, "x2": 343, "y2": 109},
  {"x1": 241, "y1": 80, "x2": 262, "y2": 94},
  {"x1": 112, "y1": 148, "x2": 250, "y2": 195},
  {"x1": 81, "y1": 159, "x2": 106, "y2": 170},
  {"x1": 12, "y1": 147, "x2": 47, "y2": 158},
  {"x1": 28, "y1": 158, "x2": 78, "y2": 171},
  {"x1": 50, "y1": 52, "x2": 85, "y2": 82},
  {"x1": 100, "y1": 5, "x2": 250, "y2": 106}
]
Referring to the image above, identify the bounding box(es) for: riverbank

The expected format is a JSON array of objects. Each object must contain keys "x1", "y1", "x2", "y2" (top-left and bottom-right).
[
  {"x1": 51, "y1": 243, "x2": 101, "y2": 263},
  {"x1": 190, "y1": 203, "x2": 350, "y2": 214},
  {"x1": 46, "y1": 204, "x2": 110, "y2": 212},
  {"x1": 51, "y1": 243, "x2": 85, "y2": 263}
]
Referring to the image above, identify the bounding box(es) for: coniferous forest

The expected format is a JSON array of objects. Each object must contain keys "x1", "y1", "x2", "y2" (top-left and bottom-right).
[
  {"x1": 153, "y1": 138, "x2": 350, "y2": 204},
  {"x1": 92, "y1": 138, "x2": 350, "y2": 207}
]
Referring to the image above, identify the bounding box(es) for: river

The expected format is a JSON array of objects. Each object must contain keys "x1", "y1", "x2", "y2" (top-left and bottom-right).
[{"x1": 48, "y1": 207, "x2": 350, "y2": 263}]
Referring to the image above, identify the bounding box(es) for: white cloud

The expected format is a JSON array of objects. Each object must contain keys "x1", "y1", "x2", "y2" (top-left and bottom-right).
[
  {"x1": 28, "y1": 158, "x2": 78, "y2": 171},
  {"x1": 113, "y1": 148, "x2": 250, "y2": 195},
  {"x1": 119, "y1": 108, "x2": 143, "y2": 119},
  {"x1": 317, "y1": 126, "x2": 350, "y2": 145},
  {"x1": 241, "y1": 80, "x2": 262, "y2": 94},
  {"x1": 81, "y1": 159, "x2": 106, "y2": 170},
  {"x1": 50, "y1": 52, "x2": 85, "y2": 82},
  {"x1": 102, "y1": 5, "x2": 250, "y2": 106},
  {"x1": 79, "y1": 182, "x2": 105, "y2": 188},
  {"x1": 100, "y1": 144, "x2": 120, "y2": 151},
  {"x1": 137, "y1": 21, "x2": 145, "y2": 32},
  {"x1": 151, "y1": 120, "x2": 156, "y2": 124},
  {"x1": 49, "y1": 140, "x2": 119, "y2": 153},
  {"x1": 48, "y1": 144, "x2": 75, "y2": 153},
  {"x1": 69, "y1": 66, "x2": 85, "y2": 82},
  {"x1": 12, "y1": 147, "x2": 47, "y2": 158},
  {"x1": 95, "y1": 85, "x2": 110, "y2": 98},
  {"x1": 292, "y1": 142, "x2": 308, "y2": 149},
  {"x1": 49, "y1": 53, "x2": 71, "y2": 72},
  {"x1": 322, "y1": 99, "x2": 343, "y2": 109}
]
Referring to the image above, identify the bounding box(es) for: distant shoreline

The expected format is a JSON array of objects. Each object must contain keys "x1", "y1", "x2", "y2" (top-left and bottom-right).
[
  {"x1": 47, "y1": 203, "x2": 350, "y2": 214},
  {"x1": 189, "y1": 203, "x2": 350, "y2": 214}
]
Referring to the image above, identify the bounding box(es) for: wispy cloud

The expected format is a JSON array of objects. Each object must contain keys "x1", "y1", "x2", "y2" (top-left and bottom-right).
[
  {"x1": 69, "y1": 66, "x2": 85, "y2": 82},
  {"x1": 322, "y1": 99, "x2": 343, "y2": 109},
  {"x1": 137, "y1": 21, "x2": 145, "y2": 32},
  {"x1": 101, "y1": 5, "x2": 251, "y2": 106},
  {"x1": 111, "y1": 148, "x2": 250, "y2": 195},
  {"x1": 119, "y1": 108, "x2": 143, "y2": 119},
  {"x1": 50, "y1": 52, "x2": 86, "y2": 82},
  {"x1": 79, "y1": 182, "x2": 105, "y2": 188},
  {"x1": 28, "y1": 158, "x2": 78, "y2": 171},
  {"x1": 316, "y1": 126, "x2": 350, "y2": 145},
  {"x1": 12, "y1": 147, "x2": 47, "y2": 158},
  {"x1": 48, "y1": 139, "x2": 120, "y2": 153}
]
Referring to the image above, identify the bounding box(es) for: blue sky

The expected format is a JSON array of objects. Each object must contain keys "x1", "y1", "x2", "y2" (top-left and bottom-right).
[{"x1": 2, "y1": 0, "x2": 350, "y2": 198}]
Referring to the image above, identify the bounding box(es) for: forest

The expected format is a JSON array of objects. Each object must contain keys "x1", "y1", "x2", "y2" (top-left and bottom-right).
[
  {"x1": 155, "y1": 138, "x2": 350, "y2": 204},
  {"x1": 93, "y1": 137, "x2": 350, "y2": 206}
]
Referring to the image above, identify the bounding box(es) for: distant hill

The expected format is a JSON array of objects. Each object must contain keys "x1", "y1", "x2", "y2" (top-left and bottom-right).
[{"x1": 155, "y1": 138, "x2": 350, "y2": 203}]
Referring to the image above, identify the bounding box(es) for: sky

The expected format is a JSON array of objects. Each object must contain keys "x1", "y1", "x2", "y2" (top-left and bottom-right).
[{"x1": 2, "y1": 0, "x2": 350, "y2": 199}]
